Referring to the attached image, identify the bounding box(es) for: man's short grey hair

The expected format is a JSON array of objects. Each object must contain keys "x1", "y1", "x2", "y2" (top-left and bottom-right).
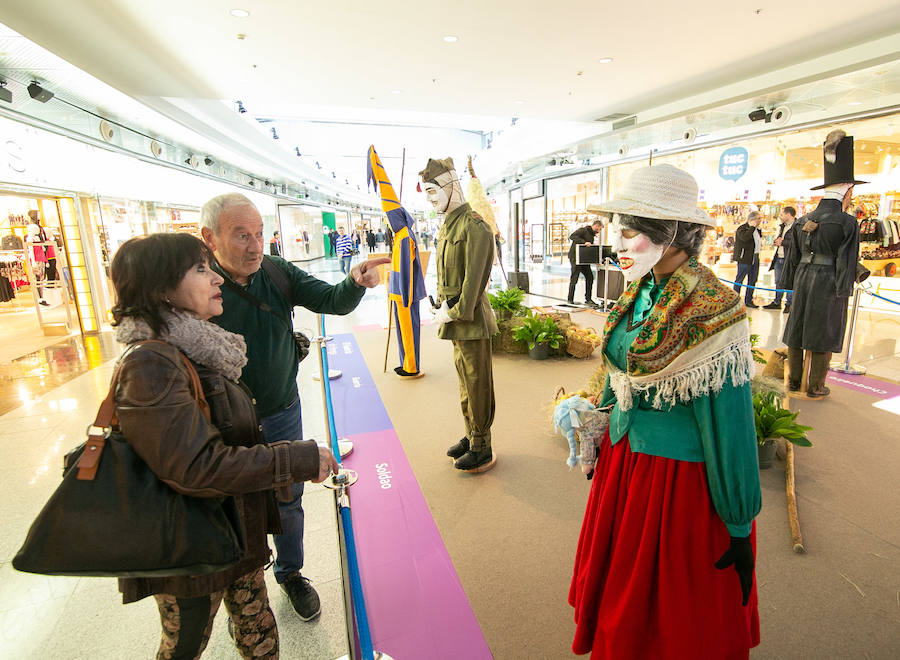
[
  {"x1": 200, "y1": 193, "x2": 256, "y2": 235},
  {"x1": 747, "y1": 211, "x2": 760, "y2": 222}
]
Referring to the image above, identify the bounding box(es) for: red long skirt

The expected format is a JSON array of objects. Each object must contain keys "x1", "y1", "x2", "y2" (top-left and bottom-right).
[{"x1": 569, "y1": 432, "x2": 760, "y2": 659}]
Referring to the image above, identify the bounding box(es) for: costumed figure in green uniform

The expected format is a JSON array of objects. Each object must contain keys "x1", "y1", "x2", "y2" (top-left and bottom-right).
[
  {"x1": 781, "y1": 129, "x2": 865, "y2": 398},
  {"x1": 418, "y1": 157, "x2": 498, "y2": 473},
  {"x1": 569, "y1": 165, "x2": 761, "y2": 658}
]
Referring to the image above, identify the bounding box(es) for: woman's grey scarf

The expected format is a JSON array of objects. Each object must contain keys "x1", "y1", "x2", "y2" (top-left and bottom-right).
[{"x1": 114, "y1": 310, "x2": 247, "y2": 382}]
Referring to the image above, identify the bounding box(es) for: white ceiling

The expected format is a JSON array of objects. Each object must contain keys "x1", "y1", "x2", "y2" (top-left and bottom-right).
[{"x1": 2, "y1": 0, "x2": 900, "y2": 197}]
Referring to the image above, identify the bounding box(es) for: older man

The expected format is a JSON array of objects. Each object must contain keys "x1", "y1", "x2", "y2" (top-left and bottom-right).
[{"x1": 200, "y1": 193, "x2": 387, "y2": 621}]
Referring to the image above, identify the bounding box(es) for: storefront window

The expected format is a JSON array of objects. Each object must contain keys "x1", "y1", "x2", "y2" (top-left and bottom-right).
[
  {"x1": 546, "y1": 171, "x2": 606, "y2": 263},
  {"x1": 278, "y1": 204, "x2": 326, "y2": 261}
]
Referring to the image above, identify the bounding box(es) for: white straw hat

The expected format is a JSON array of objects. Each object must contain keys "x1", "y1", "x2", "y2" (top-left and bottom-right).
[{"x1": 592, "y1": 164, "x2": 715, "y2": 227}]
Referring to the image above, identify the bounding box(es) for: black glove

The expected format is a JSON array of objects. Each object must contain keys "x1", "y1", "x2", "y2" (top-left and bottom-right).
[{"x1": 714, "y1": 535, "x2": 754, "y2": 606}]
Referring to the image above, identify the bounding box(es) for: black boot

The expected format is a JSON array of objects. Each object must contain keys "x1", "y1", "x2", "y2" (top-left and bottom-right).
[
  {"x1": 454, "y1": 447, "x2": 493, "y2": 471},
  {"x1": 446, "y1": 437, "x2": 469, "y2": 460}
]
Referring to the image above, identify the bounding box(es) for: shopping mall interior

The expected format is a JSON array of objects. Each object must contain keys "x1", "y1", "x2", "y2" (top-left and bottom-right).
[{"x1": 1, "y1": 2, "x2": 900, "y2": 659}]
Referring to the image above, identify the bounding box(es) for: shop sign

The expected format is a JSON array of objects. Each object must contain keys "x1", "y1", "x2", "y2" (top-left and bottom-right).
[
  {"x1": 718, "y1": 147, "x2": 748, "y2": 181},
  {"x1": 522, "y1": 179, "x2": 544, "y2": 199}
]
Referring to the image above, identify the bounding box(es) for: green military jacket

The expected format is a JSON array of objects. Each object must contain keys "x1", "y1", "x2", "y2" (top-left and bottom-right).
[{"x1": 436, "y1": 203, "x2": 498, "y2": 340}]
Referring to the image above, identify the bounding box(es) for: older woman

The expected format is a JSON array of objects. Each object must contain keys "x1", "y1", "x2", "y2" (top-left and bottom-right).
[
  {"x1": 110, "y1": 233, "x2": 337, "y2": 660},
  {"x1": 569, "y1": 165, "x2": 761, "y2": 659}
]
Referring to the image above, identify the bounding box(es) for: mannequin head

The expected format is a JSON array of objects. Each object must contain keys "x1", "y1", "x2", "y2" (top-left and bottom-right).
[{"x1": 419, "y1": 157, "x2": 465, "y2": 215}]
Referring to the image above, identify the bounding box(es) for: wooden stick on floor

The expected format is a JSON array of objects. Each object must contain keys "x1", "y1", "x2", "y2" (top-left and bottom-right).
[
  {"x1": 783, "y1": 369, "x2": 805, "y2": 553},
  {"x1": 383, "y1": 298, "x2": 394, "y2": 373}
]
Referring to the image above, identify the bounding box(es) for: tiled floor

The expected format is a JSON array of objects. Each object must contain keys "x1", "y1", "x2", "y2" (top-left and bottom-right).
[{"x1": 1, "y1": 252, "x2": 898, "y2": 659}]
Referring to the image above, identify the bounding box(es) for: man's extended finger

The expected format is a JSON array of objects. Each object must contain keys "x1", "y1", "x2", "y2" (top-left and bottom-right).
[{"x1": 363, "y1": 257, "x2": 391, "y2": 270}]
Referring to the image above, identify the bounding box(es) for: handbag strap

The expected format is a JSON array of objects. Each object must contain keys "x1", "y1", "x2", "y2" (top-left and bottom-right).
[{"x1": 77, "y1": 340, "x2": 210, "y2": 481}]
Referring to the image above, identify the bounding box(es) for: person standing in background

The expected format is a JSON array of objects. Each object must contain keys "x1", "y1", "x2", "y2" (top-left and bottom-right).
[
  {"x1": 302, "y1": 228, "x2": 310, "y2": 255},
  {"x1": 567, "y1": 219, "x2": 603, "y2": 308},
  {"x1": 269, "y1": 231, "x2": 282, "y2": 257},
  {"x1": 765, "y1": 207, "x2": 795, "y2": 312},
  {"x1": 732, "y1": 211, "x2": 762, "y2": 308},
  {"x1": 366, "y1": 229, "x2": 376, "y2": 253},
  {"x1": 328, "y1": 228, "x2": 337, "y2": 257},
  {"x1": 335, "y1": 226, "x2": 353, "y2": 274}
]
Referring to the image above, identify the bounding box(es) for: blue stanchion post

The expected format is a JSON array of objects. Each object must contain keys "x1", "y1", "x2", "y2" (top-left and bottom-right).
[{"x1": 316, "y1": 315, "x2": 375, "y2": 660}]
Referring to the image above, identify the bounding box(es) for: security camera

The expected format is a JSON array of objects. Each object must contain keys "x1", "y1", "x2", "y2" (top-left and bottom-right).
[
  {"x1": 204, "y1": 157, "x2": 214, "y2": 166},
  {"x1": 682, "y1": 128, "x2": 697, "y2": 144},
  {"x1": 617, "y1": 144, "x2": 628, "y2": 156},
  {"x1": 771, "y1": 106, "x2": 791, "y2": 125},
  {"x1": 748, "y1": 108, "x2": 768, "y2": 122},
  {"x1": 150, "y1": 140, "x2": 163, "y2": 158}
]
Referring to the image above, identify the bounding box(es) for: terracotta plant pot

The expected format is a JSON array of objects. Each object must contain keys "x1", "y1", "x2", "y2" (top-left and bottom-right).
[
  {"x1": 758, "y1": 438, "x2": 776, "y2": 469},
  {"x1": 528, "y1": 342, "x2": 550, "y2": 360}
]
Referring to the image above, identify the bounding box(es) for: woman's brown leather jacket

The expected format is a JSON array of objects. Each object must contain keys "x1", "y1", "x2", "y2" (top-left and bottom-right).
[{"x1": 115, "y1": 340, "x2": 320, "y2": 603}]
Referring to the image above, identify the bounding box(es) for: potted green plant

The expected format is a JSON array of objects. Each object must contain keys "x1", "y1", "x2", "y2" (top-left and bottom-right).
[
  {"x1": 488, "y1": 287, "x2": 526, "y2": 321},
  {"x1": 752, "y1": 388, "x2": 812, "y2": 469},
  {"x1": 512, "y1": 314, "x2": 565, "y2": 360}
]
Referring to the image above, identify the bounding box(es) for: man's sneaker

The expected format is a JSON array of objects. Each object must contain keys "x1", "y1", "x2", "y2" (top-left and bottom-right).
[
  {"x1": 585, "y1": 300, "x2": 600, "y2": 309},
  {"x1": 280, "y1": 573, "x2": 321, "y2": 621},
  {"x1": 745, "y1": 302, "x2": 759, "y2": 309},
  {"x1": 447, "y1": 437, "x2": 469, "y2": 460},
  {"x1": 783, "y1": 304, "x2": 791, "y2": 314},
  {"x1": 763, "y1": 302, "x2": 780, "y2": 309}
]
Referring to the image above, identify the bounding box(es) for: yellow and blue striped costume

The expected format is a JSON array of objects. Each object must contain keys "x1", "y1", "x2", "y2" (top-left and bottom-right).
[{"x1": 367, "y1": 145, "x2": 427, "y2": 375}]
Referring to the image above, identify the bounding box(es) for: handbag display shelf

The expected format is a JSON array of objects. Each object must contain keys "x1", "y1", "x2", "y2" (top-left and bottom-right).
[{"x1": 13, "y1": 340, "x2": 246, "y2": 577}]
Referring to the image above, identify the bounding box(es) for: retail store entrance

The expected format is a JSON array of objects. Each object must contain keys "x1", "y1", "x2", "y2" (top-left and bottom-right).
[{"x1": 0, "y1": 192, "x2": 82, "y2": 361}]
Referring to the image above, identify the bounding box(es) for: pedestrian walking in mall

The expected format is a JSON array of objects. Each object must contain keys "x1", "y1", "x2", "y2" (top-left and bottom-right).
[
  {"x1": 109, "y1": 232, "x2": 336, "y2": 659},
  {"x1": 732, "y1": 211, "x2": 762, "y2": 308},
  {"x1": 366, "y1": 228, "x2": 376, "y2": 252},
  {"x1": 570, "y1": 164, "x2": 761, "y2": 659},
  {"x1": 335, "y1": 226, "x2": 353, "y2": 274},
  {"x1": 269, "y1": 230, "x2": 282, "y2": 257},
  {"x1": 765, "y1": 207, "x2": 796, "y2": 312},
  {"x1": 328, "y1": 228, "x2": 337, "y2": 257},
  {"x1": 567, "y1": 219, "x2": 602, "y2": 307},
  {"x1": 781, "y1": 129, "x2": 864, "y2": 398},
  {"x1": 199, "y1": 193, "x2": 387, "y2": 622}
]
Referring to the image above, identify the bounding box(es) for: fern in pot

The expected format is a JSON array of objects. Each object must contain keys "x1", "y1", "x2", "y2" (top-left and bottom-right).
[
  {"x1": 752, "y1": 387, "x2": 812, "y2": 469},
  {"x1": 488, "y1": 287, "x2": 526, "y2": 321},
  {"x1": 512, "y1": 314, "x2": 565, "y2": 360}
]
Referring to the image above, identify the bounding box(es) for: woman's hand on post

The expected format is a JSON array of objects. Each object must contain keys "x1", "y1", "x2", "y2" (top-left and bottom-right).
[{"x1": 311, "y1": 447, "x2": 339, "y2": 483}]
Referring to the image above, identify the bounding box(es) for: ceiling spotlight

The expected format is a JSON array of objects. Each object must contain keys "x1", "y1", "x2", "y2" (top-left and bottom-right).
[
  {"x1": 264, "y1": 180, "x2": 271, "y2": 186},
  {"x1": 443, "y1": 35, "x2": 458, "y2": 43},
  {"x1": 270, "y1": 127, "x2": 279, "y2": 139},
  {"x1": 230, "y1": 8, "x2": 250, "y2": 17},
  {"x1": 597, "y1": 57, "x2": 614, "y2": 64},
  {"x1": 391, "y1": 89, "x2": 402, "y2": 94},
  {"x1": 316, "y1": 161, "x2": 321, "y2": 169},
  {"x1": 235, "y1": 100, "x2": 247, "y2": 113},
  {"x1": 332, "y1": 171, "x2": 336, "y2": 178},
  {"x1": 204, "y1": 157, "x2": 214, "y2": 166},
  {"x1": 0, "y1": 81, "x2": 11, "y2": 104},
  {"x1": 28, "y1": 81, "x2": 54, "y2": 103},
  {"x1": 295, "y1": 147, "x2": 302, "y2": 157}
]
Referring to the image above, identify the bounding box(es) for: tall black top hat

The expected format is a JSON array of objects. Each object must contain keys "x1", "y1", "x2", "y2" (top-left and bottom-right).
[{"x1": 810, "y1": 129, "x2": 868, "y2": 190}]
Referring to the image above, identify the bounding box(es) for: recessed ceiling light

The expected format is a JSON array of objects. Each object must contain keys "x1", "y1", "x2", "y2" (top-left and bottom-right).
[
  {"x1": 230, "y1": 8, "x2": 250, "y2": 17},
  {"x1": 443, "y1": 35, "x2": 458, "y2": 43},
  {"x1": 597, "y1": 57, "x2": 613, "y2": 64},
  {"x1": 392, "y1": 89, "x2": 402, "y2": 94},
  {"x1": 514, "y1": 100, "x2": 525, "y2": 104},
  {"x1": 848, "y1": 101, "x2": 862, "y2": 106}
]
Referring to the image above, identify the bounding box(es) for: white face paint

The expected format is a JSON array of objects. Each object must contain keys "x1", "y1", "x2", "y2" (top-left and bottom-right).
[
  {"x1": 422, "y1": 182, "x2": 450, "y2": 214},
  {"x1": 609, "y1": 216, "x2": 666, "y2": 283}
]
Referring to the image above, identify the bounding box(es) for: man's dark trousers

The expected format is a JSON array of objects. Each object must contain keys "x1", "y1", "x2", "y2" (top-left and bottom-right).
[{"x1": 568, "y1": 264, "x2": 594, "y2": 303}]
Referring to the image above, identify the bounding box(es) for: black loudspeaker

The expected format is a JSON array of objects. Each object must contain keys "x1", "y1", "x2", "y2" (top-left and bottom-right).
[
  {"x1": 596, "y1": 268, "x2": 625, "y2": 302},
  {"x1": 508, "y1": 271, "x2": 530, "y2": 293}
]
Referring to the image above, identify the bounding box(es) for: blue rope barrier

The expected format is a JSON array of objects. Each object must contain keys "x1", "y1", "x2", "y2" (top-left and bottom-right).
[
  {"x1": 865, "y1": 290, "x2": 900, "y2": 306},
  {"x1": 318, "y1": 316, "x2": 375, "y2": 660},
  {"x1": 716, "y1": 277, "x2": 792, "y2": 294}
]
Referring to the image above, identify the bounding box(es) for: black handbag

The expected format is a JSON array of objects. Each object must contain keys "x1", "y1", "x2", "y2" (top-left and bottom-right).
[{"x1": 12, "y1": 342, "x2": 246, "y2": 577}]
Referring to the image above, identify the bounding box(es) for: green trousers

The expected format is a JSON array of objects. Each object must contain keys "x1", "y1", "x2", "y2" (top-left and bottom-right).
[
  {"x1": 787, "y1": 347, "x2": 832, "y2": 393},
  {"x1": 452, "y1": 338, "x2": 495, "y2": 451}
]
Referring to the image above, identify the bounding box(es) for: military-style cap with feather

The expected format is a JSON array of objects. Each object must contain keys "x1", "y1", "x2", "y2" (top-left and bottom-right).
[{"x1": 810, "y1": 129, "x2": 868, "y2": 190}]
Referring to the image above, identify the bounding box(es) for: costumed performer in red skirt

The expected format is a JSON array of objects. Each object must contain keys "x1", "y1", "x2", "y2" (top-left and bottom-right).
[{"x1": 569, "y1": 164, "x2": 761, "y2": 659}]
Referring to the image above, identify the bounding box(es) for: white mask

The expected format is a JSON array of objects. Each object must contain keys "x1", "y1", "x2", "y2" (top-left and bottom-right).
[
  {"x1": 609, "y1": 216, "x2": 665, "y2": 283},
  {"x1": 422, "y1": 182, "x2": 451, "y2": 214}
]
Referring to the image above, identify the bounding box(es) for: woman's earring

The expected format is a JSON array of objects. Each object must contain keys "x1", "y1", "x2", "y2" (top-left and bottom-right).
[{"x1": 164, "y1": 297, "x2": 171, "y2": 304}]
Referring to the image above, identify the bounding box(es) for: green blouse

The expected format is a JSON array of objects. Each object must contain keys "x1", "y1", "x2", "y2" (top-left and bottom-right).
[{"x1": 599, "y1": 275, "x2": 761, "y2": 537}]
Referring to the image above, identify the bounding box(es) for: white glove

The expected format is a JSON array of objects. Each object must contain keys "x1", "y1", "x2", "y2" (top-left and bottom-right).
[{"x1": 432, "y1": 301, "x2": 453, "y2": 325}]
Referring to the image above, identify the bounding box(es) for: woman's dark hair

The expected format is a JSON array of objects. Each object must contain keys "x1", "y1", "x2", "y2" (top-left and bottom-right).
[
  {"x1": 110, "y1": 233, "x2": 215, "y2": 336},
  {"x1": 616, "y1": 214, "x2": 709, "y2": 257}
]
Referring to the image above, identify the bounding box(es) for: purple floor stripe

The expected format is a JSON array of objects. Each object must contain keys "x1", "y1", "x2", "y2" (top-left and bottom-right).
[
  {"x1": 326, "y1": 333, "x2": 492, "y2": 659},
  {"x1": 826, "y1": 372, "x2": 900, "y2": 400}
]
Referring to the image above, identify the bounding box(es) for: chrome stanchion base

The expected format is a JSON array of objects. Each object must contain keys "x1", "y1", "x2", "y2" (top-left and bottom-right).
[
  {"x1": 829, "y1": 362, "x2": 867, "y2": 375},
  {"x1": 335, "y1": 654, "x2": 395, "y2": 660},
  {"x1": 322, "y1": 468, "x2": 359, "y2": 489}
]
